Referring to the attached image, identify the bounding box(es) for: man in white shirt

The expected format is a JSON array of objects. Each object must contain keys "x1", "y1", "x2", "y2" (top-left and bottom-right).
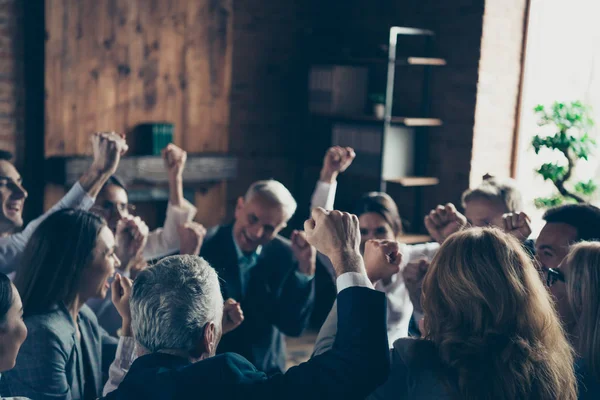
[{"x1": 0, "y1": 132, "x2": 128, "y2": 274}]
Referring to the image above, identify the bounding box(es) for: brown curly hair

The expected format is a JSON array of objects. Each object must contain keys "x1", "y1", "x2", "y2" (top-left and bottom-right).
[{"x1": 421, "y1": 228, "x2": 577, "y2": 400}]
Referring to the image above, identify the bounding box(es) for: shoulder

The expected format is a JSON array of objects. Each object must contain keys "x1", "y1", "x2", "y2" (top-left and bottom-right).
[
  {"x1": 79, "y1": 304, "x2": 99, "y2": 323},
  {"x1": 186, "y1": 353, "x2": 267, "y2": 384},
  {"x1": 23, "y1": 307, "x2": 75, "y2": 355},
  {"x1": 391, "y1": 338, "x2": 443, "y2": 370},
  {"x1": 202, "y1": 224, "x2": 231, "y2": 247}
]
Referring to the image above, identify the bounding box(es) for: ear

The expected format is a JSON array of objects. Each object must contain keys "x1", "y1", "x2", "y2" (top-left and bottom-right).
[
  {"x1": 190, "y1": 322, "x2": 217, "y2": 361},
  {"x1": 234, "y1": 197, "x2": 245, "y2": 218}
]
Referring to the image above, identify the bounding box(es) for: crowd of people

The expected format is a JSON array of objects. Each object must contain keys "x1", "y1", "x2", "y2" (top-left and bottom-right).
[{"x1": 0, "y1": 133, "x2": 597, "y2": 399}]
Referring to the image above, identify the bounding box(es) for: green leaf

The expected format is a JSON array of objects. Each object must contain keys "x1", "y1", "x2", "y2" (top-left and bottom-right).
[{"x1": 574, "y1": 180, "x2": 598, "y2": 196}]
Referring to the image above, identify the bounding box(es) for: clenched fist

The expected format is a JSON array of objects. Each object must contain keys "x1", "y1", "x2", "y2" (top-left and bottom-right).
[
  {"x1": 90, "y1": 132, "x2": 128, "y2": 177},
  {"x1": 502, "y1": 212, "x2": 531, "y2": 242},
  {"x1": 291, "y1": 230, "x2": 317, "y2": 276},
  {"x1": 364, "y1": 240, "x2": 402, "y2": 284},
  {"x1": 178, "y1": 222, "x2": 207, "y2": 256},
  {"x1": 222, "y1": 298, "x2": 244, "y2": 334},
  {"x1": 424, "y1": 203, "x2": 467, "y2": 244},
  {"x1": 304, "y1": 208, "x2": 363, "y2": 276},
  {"x1": 320, "y1": 146, "x2": 356, "y2": 184},
  {"x1": 162, "y1": 144, "x2": 187, "y2": 180},
  {"x1": 116, "y1": 215, "x2": 149, "y2": 270}
]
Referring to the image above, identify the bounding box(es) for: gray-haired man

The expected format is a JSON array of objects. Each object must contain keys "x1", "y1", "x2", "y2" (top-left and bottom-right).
[
  {"x1": 103, "y1": 208, "x2": 391, "y2": 399},
  {"x1": 199, "y1": 179, "x2": 316, "y2": 374}
]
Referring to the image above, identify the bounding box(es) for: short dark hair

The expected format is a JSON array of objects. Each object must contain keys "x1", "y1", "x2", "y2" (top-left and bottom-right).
[
  {"x1": 15, "y1": 209, "x2": 106, "y2": 317},
  {"x1": 0, "y1": 150, "x2": 13, "y2": 162},
  {"x1": 353, "y1": 192, "x2": 403, "y2": 236},
  {"x1": 0, "y1": 273, "x2": 13, "y2": 325},
  {"x1": 543, "y1": 204, "x2": 600, "y2": 242},
  {"x1": 100, "y1": 175, "x2": 128, "y2": 195}
]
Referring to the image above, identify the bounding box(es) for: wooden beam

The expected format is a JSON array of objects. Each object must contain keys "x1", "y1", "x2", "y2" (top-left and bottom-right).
[{"x1": 46, "y1": 155, "x2": 238, "y2": 187}]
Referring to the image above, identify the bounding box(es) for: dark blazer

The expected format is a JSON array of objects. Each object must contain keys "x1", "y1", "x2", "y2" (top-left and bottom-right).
[
  {"x1": 200, "y1": 224, "x2": 315, "y2": 374},
  {"x1": 103, "y1": 286, "x2": 389, "y2": 399},
  {"x1": 576, "y1": 358, "x2": 600, "y2": 400},
  {"x1": 0, "y1": 303, "x2": 117, "y2": 400}
]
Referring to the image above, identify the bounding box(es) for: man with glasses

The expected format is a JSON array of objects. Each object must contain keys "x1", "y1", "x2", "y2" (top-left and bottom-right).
[
  {"x1": 88, "y1": 143, "x2": 204, "y2": 336},
  {"x1": 0, "y1": 132, "x2": 128, "y2": 274},
  {"x1": 535, "y1": 203, "x2": 600, "y2": 325}
]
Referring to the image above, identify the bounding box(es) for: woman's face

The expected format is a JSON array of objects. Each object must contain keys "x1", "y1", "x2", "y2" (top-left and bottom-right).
[
  {"x1": 0, "y1": 284, "x2": 27, "y2": 372},
  {"x1": 359, "y1": 212, "x2": 396, "y2": 254},
  {"x1": 79, "y1": 226, "x2": 120, "y2": 300}
]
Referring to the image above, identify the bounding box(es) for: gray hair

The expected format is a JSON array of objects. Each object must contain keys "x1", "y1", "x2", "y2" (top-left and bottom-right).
[
  {"x1": 130, "y1": 255, "x2": 223, "y2": 353},
  {"x1": 244, "y1": 179, "x2": 297, "y2": 221},
  {"x1": 462, "y1": 176, "x2": 523, "y2": 213}
]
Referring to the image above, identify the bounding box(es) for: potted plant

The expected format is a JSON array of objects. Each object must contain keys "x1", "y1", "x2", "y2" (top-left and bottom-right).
[
  {"x1": 369, "y1": 93, "x2": 386, "y2": 119},
  {"x1": 531, "y1": 101, "x2": 597, "y2": 208}
]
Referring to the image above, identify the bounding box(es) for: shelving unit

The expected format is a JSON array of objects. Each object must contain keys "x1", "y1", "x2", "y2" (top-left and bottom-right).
[{"x1": 308, "y1": 26, "x2": 444, "y2": 242}]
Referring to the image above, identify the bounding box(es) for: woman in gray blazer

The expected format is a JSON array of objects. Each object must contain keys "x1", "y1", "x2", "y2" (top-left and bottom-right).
[{"x1": 0, "y1": 209, "x2": 122, "y2": 400}]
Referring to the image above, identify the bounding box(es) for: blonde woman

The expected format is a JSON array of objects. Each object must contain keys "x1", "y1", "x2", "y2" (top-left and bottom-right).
[
  {"x1": 548, "y1": 242, "x2": 600, "y2": 399},
  {"x1": 315, "y1": 228, "x2": 578, "y2": 399}
]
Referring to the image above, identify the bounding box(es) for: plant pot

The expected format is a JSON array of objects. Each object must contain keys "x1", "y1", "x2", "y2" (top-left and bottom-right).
[{"x1": 373, "y1": 103, "x2": 385, "y2": 119}]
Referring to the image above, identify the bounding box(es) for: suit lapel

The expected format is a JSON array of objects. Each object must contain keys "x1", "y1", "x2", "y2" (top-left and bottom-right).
[
  {"x1": 213, "y1": 225, "x2": 243, "y2": 301},
  {"x1": 78, "y1": 310, "x2": 102, "y2": 397}
]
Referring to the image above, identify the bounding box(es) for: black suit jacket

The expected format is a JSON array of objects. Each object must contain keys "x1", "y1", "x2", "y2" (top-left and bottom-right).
[
  {"x1": 103, "y1": 287, "x2": 389, "y2": 399},
  {"x1": 200, "y1": 224, "x2": 315, "y2": 374}
]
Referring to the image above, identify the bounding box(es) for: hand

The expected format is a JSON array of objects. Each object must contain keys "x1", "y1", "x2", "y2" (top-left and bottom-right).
[
  {"x1": 90, "y1": 132, "x2": 128, "y2": 176},
  {"x1": 304, "y1": 208, "x2": 363, "y2": 276},
  {"x1": 177, "y1": 222, "x2": 207, "y2": 255},
  {"x1": 111, "y1": 273, "x2": 133, "y2": 336},
  {"x1": 128, "y1": 255, "x2": 148, "y2": 280},
  {"x1": 320, "y1": 146, "x2": 356, "y2": 184},
  {"x1": 291, "y1": 230, "x2": 317, "y2": 276},
  {"x1": 116, "y1": 216, "x2": 149, "y2": 268},
  {"x1": 402, "y1": 259, "x2": 429, "y2": 313},
  {"x1": 424, "y1": 203, "x2": 467, "y2": 244},
  {"x1": 222, "y1": 298, "x2": 244, "y2": 334},
  {"x1": 162, "y1": 144, "x2": 187, "y2": 179},
  {"x1": 364, "y1": 240, "x2": 402, "y2": 284},
  {"x1": 502, "y1": 212, "x2": 531, "y2": 242}
]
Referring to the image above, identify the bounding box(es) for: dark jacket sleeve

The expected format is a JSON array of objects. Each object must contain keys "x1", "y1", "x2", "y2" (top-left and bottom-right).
[
  {"x1": 270, "y1": 263, "x2": 316, "y2": 337},
  {"x1": 255, "y1": 286, "x2": 390, "y2": 399}
]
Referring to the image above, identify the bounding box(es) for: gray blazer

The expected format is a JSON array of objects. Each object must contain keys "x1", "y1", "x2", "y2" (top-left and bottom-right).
[{"x1": 0, "y1": 303, "x2": 117, "y2": 400}]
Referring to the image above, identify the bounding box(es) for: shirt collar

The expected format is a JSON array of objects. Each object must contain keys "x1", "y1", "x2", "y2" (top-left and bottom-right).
[{"x1": 232, "y1": 231, "x2": 262, "y2": 262}]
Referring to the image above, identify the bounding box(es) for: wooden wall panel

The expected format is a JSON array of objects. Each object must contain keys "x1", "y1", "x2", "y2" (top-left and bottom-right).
[{"x1": 45, "y1": 0, "x2": 233, "y2": 156}]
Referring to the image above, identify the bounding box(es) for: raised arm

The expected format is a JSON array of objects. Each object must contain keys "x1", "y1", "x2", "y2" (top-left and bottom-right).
[
  {"x1": 310, "y1": 146, "x2": 355, "y2": 211},
  {"x1": 255, "y1": 208, "x2": 390, "y2": 398},
  {"x1": 0, "y1": 132, "x2": 127, "y2": 274},
  {"x1": 143, "y1": 144, "x2": 198, "y2": 260}
]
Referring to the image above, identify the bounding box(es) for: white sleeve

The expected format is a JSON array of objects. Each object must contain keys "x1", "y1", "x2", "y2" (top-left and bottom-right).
[
  {"x1": 0, "y1": 182, "x2": 95, "y2": 275},
  {"x1": 310, "y1": 181, "x2": 337, "y2": 211},
  {"x1": 143, "y1": 198, "x2": 197, "y2": 260},
  {"x1": 336, "y1": 272, "x2": 374, "y2": 292},
  {"x1": 102, "y1": 336, "x2": 137, "y2": 396}
]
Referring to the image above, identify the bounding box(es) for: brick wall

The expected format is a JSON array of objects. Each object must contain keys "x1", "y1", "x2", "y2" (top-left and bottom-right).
[{"x1": 0, "y1": 0, "x2": 24, "y2": 165}]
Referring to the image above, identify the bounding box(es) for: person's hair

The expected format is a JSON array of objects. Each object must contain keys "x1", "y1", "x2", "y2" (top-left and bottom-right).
[
  {"x1": 14, "y1": 209, "x2": 106, "y2": 317},
  {"x1": 543, "y1": 204, "x2": 600, "y2": 242},
  {"x1": 565, "y1": 241, "x2": 600, "y2": 381},
  {"x1": 0, "y1": 274, "x2": 13, "y2": 325},
  {"x1": 422, "y1": 228, "x2": 577, "y2": 400},
  {"x1": 131, "y1": 255, "x2": 223, "y2": 354},
  {"x1": 353, "y1": 192, "x2": 402, "y2": 236},
  {"x1": 461, "y1": 175, "x2": 523, "y2": 213},
  {"x1": 100, "y1": 175, "x2": 128, "y2": 196},
  {"x1": 0, "y1": 150, "x2": 13, "y2": 162},
  {"x1": 244, "y1": 179, "x2": 297, "y2": 221}
]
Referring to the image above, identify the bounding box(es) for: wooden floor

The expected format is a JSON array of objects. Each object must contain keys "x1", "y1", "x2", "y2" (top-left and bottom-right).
[{"x1": 285, "y1": 330, "x2": 318, "y2": 370}]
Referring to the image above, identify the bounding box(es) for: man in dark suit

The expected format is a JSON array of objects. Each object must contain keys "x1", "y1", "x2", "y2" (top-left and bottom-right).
[
  {"x1": 103, "y1": 208, "x2": 391, "y2": 399},
  {"x1": 200, "y1": 179, "x2": 317, "y2": 374}
]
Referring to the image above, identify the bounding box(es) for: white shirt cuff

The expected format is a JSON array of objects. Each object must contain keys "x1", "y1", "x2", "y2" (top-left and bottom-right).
[
  {"x1": 336, "y1": 272, "x2": 374, "y2": 293},
  {"x1": 69, "y1": 182, "x2": 96, "y2": 209},
  {"x1": 311, "y1": 181, "x2": 338, "y2": 211}
]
